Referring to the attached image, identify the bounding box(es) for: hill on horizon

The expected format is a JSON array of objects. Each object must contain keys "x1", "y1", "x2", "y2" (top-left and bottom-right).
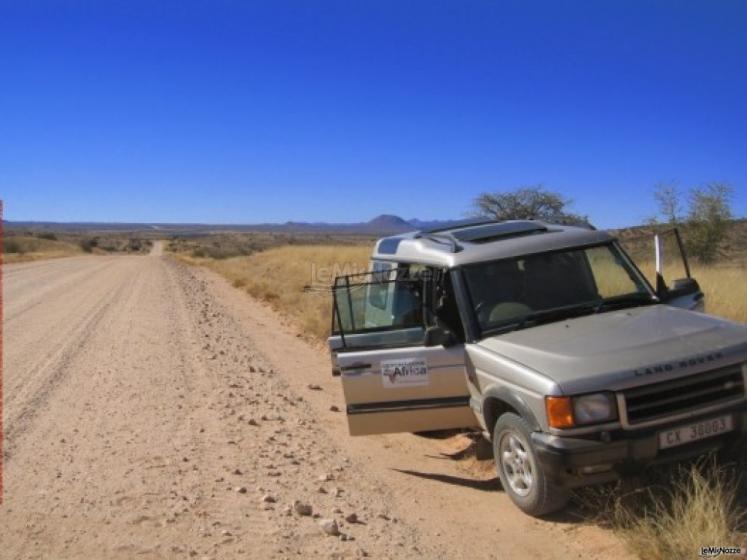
[{"x1": 3, "y1": 213, "x2": 459, "y2": 235}]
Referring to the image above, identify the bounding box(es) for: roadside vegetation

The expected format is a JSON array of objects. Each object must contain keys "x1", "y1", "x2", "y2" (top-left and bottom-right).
[
  {"x1": 170, "y1": 234, "x2": 371, "y2": 341},
  {"x1": 580, "y1": 455, "x2": 747, "y2": 559},
  {"x1": 3, "y1": 230, "x2": 154, "y2": 263},
  {"x1": 3, "y1": 234, "x2": 83, "y2": 263}
]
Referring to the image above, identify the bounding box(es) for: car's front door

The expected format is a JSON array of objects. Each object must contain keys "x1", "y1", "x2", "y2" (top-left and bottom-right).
[{"x1": 328, "y1": 268, "x2": 476, "y2": 436}]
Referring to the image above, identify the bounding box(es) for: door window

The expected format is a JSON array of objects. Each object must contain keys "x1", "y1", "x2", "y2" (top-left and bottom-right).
[
  {"x1": 332, "y1": 270, "x2": 426, "y2": 348},
  {"x1": 654, "y1": 228, "x2": 692, "y2": 290}
]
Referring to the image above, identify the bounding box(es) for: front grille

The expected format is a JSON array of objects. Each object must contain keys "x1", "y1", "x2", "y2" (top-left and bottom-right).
[{"x1": 623, "y1": 365, "x2": 744, "y2": 425}]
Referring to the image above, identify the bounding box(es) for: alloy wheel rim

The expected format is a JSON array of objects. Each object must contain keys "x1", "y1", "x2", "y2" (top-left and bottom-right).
[{"x1": 499, "y1": 431, "x2": 534, "y2": 497}]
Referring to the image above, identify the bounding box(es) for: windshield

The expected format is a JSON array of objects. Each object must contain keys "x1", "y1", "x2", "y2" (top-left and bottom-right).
[{"x1": 463, "y1": 243, "x2": 654, "y2": 336}]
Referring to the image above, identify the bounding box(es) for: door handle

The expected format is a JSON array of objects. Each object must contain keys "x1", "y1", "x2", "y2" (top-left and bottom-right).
[{"x1": 340, "y1": 363, "x2": 372, "y2": 375}]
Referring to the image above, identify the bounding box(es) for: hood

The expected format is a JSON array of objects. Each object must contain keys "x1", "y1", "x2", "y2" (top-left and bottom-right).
[{"x1": 477, "y1": 305, "x2": 747, "y2": 394}]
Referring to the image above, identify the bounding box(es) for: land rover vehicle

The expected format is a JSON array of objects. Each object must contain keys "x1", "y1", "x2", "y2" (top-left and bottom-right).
[{"x1": 328, "y1": 220, "x2": 747, "y2": 516}]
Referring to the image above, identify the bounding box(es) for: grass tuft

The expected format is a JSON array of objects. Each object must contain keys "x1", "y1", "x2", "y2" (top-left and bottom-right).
[{"x1": 580, "y1": 456, "x2": 747, "y2": 559}]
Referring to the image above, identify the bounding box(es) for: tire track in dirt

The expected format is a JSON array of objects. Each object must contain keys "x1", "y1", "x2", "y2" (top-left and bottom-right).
[
  {"x1": 4, "y1": 259, "x2": 116, "y2": 325},
  {"x1": 3, "y1": 260, "x2": 134, "y2": 459}
]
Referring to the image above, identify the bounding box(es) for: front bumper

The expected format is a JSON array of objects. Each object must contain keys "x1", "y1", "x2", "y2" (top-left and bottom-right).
[{"x1": 532, "y1": 402, "x2": 747, "y2": 488}]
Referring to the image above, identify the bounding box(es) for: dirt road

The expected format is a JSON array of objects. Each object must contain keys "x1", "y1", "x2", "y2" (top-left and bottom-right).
[{"x1": 0, "y1": 246, "x2": 631, "y2": 559}]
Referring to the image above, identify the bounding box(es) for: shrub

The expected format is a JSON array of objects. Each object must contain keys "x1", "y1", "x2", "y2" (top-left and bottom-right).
[
  {"x1": 79, "y1": 238, "x2": 98, "y2": 253},
  {"x1": 686, "y1": 183, "x2": 733, "y2": 263},
  {"x1": 651, "y1": 182, "x2": 734, "y2": 263},
  {"x1": 3, "y1": 239, "x2": 23, "y2": 253}
]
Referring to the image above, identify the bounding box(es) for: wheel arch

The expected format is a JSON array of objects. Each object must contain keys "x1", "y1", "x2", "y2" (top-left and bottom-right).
[{"x1": 482, "y1": 388, "x2": 541, "y2": 436}]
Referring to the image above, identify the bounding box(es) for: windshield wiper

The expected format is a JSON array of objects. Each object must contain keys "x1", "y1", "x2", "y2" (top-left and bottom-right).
[
  {"x1": 593, "y1": 293, "x2": 656, "y2": 314},
  {"x1": 484, "y1": 294, "x2": 657, "y2": 337},
  {"x1": 486, "y1": 302, "x2": 601, "y2": 335}
]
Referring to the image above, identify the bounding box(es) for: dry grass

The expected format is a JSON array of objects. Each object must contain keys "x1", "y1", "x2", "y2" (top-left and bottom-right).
[
  {"x1": 634, "y1": 260, "x2": 747, "y2": 324},
  {"x1": 3, "y1": 231, "x2": 155, "y2": 263},
  {"x1": 166, "y1": 231, "x2": 374, "y2": 260},
  {"x1": 582, "y1": 458, "x2": 747, "y2": 559},
  {"x1": 688, "y1": 264, "x2": 747, "y2": 323},
  {"x1": 3, "y1": 235, "x2": 84, "y2": 263},
  {"x1": 177, "y1": 244, "x2": 370, "y2": 341}
]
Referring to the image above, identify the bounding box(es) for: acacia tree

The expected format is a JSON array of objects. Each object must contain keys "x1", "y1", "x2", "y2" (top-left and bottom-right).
[
  {"x1": 686, "y1": 183, "x2": 732, "y2": 263},
  {"x1": 650, "y1": 181, "x2": 733, "y2": 263},
  {"x1": 472, "y1": 186, "x2": 587, "y2": 225},
  {"x1": 653, "y1": 181, "x2": 682, "y2": 225}
]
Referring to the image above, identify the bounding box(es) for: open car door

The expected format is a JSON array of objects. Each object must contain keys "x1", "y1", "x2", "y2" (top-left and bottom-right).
[
  {"x1": 328, "y1": 269, "x2": 476, "y2": 436},
  {"x1": 654, "y1": 228, "x2": 705, "y2": 311}
]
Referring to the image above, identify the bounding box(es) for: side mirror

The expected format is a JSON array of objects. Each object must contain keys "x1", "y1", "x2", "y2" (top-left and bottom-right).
[
  {"x1": 424, "y1": 326, "x2": 458, "y2": 347},
  {"x1": 671, "y1": 277, "x2": 699, "y2": 292},
  {"x1": 659, "y1": 277, "x2": 704, "y2": 309}
]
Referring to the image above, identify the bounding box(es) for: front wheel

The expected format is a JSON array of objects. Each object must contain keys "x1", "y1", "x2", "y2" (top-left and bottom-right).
[{"x1": 493, "y1": 413, "x2": 569, "y2": 516}]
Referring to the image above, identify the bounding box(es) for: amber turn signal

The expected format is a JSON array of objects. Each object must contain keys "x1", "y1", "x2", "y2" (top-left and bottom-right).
[{"x1": 546, "y1": 396, "x2": 575, "y2": 429}]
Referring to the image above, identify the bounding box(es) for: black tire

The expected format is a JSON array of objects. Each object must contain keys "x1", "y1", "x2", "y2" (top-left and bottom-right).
[{"x1": 493, "y1": 412, "x2": 569, "y2": 516}]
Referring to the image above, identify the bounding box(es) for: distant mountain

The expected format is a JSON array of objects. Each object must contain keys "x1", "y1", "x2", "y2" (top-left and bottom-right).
[
  {"x1": 366, "y1": 214, "x2": 413, "y2": 232},
  {"x1": 3, "y1": 215, "x2": 461, "y2": 235}
]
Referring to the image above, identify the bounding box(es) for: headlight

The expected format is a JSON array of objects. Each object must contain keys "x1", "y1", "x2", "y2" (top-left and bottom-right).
[
  {"x1": 546, "y1": 392, "x2": 618, "y2": 429},
  {"x1": 573, "y1": 393, "x2": 617, "y2": 425}
]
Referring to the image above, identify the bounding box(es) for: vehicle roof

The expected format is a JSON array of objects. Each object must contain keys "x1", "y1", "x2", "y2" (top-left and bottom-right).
[{"x1": 371, "y1": 220, "x2": 615, "y2": 268}]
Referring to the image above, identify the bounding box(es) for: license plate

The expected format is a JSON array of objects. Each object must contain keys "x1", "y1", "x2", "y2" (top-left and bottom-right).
[{"x1": 659, "y1": 415, "x2": 733, "y2": 450}]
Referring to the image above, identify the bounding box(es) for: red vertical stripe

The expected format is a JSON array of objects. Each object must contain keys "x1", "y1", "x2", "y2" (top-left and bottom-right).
[{"x1": 0, "y1": 199, "x2": 4, "y2": 505}]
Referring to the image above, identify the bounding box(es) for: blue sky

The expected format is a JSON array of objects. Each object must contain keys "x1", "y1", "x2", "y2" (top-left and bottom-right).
[{"x1": 1, "y1": 1, "x2": 745, "y2": 227}]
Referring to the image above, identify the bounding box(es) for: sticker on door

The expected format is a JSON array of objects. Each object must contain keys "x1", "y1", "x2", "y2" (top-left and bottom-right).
[{"x1": 381, "y1": 358, "x2": 429, "y2": 388}]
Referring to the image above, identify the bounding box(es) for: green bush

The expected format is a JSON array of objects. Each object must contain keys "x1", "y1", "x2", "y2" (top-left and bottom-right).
[
  {"x1": 652, "y1": 182, "x2": 733, "y2": 264},
  {"x1": 686, "y1": 184, "x2": 733, "y2": 263}
]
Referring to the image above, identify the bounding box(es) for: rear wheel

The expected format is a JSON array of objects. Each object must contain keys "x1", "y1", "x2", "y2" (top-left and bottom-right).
[{"x1": 493, "y1": 413, "x2": 569, "y2": 516}]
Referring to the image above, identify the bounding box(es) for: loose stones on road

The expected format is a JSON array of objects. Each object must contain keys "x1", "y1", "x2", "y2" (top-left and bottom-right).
[
  {"x1": 319, "y1": 518, "x2": 340, "y2": 536},
  {"x1": 293, "y1": 500, "x2": 313, "y2": 516}
]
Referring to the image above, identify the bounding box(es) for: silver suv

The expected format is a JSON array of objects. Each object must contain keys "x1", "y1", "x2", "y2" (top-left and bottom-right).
[{"x1": 328, "y1": 220, "x2": 747, "y2": 516}]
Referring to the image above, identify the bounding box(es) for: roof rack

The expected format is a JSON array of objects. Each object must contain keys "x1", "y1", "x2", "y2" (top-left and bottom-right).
[
  {"x1": 451, "y1": 221, "x2": 548, "y2": 243},
  {"x1": 419, "y1": 219, "x2": 499, "y2": 235},
  {"x1": 413, "y1": 231, "x2": 462, "y2": 253}
]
